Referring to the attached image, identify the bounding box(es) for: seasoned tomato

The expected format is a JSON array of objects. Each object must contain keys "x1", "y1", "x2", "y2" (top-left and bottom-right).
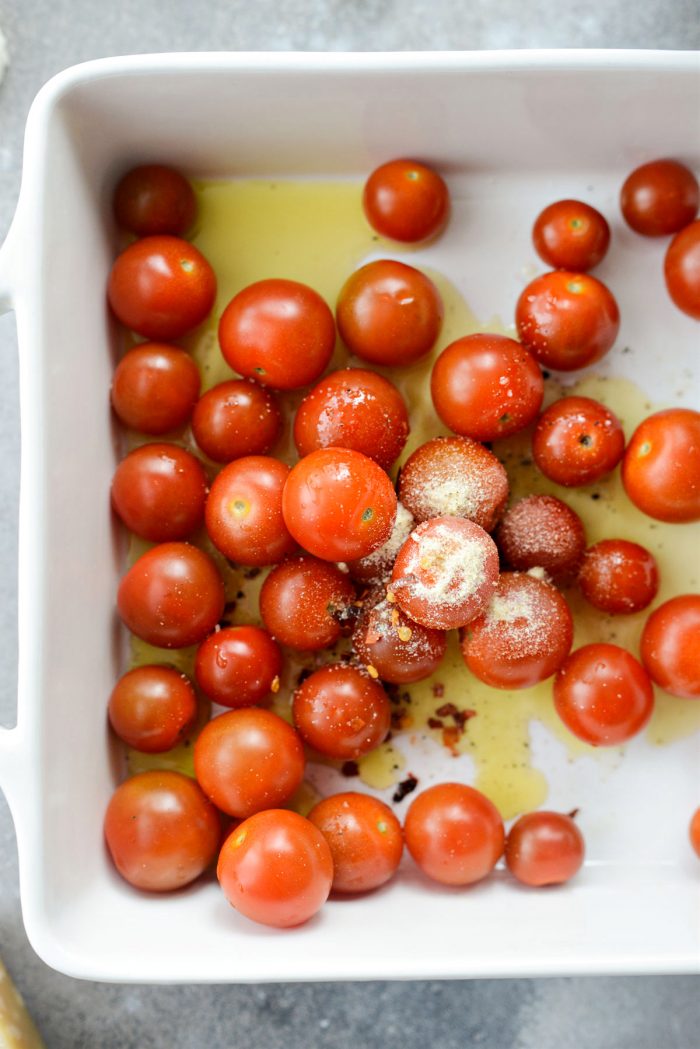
[
  {"x1": 108, "y1": 665, "x2": 197, "y2": 753},
  {"x1": 532, "y1": 396, "x2": 625, "y2": 487},
  {"x1": 308, "y1": 792, "x2": 403, "y2": 893},
  {"x1": 218, "y1": 278, "x2": 335, "y2": 390},
  {"x1": 347, "y1": 502, "x2": 415, "y2": 584},
  {"x1": 431, "y1": 334, "x2": 543, "y2": 442},
  {"x1": 622, "y1": 408, "x2": 700, "y2": 523},
  {"x1": 282, "y1": 447, "x2": 397, "y2": 562},
  {"x1": 217, "y1": 810, "x2": 333, "y2": 928},
  {"x1": 293, "y1": 368, "x2": 409, "y2": 471},
  {"x1": 108, "y1": 236, "x2": 216, "y2": 341},
  {"x1": 516, "y1": 271, "x2": 619, "y2": 371},
  {"x1": 532, "y1": 199, "x2": 610, "y2": 271},
  {"x1": 362, "y1": 158, "x2": 449, "y2": 243},
  {"x1": 104, "y1": 770, "x2": 220, "y2": 892},
  {"x1": 259, "y1": 555, "x2": 356, "y2": 651},
  {"x1": 292, "y1": 664, "x2": 391, "y2": 760},
  {"x1": 117, "y1": 542, "x2": 225, "y2": 649},
  {"x1": 505, "y1": 811, "x2": 585, "y2": 887},
  {"x1": 664, "y1": 219, "x2": 700, "y2": 320},
  {"x1": 192, "y1": 380, "x2": 282, "y2": 463},
  {"x1": 111, "y1": 343, "x2": 201, "y2": 435},
  {"x1": 113, "y1": 164, "x2": 196, "y2": 236},
  {"x1": 205, "y1": 455, "x2": 297, "y2": 566},
  {"x1": 495, "y1": 495, "x2": 586, "y2": 584},
  {"x1": 404, "y1": 782, "x2": 504, "y2": 886},
  {"x1": 620, "y1": 159, "x2": 699, "y2": 236},
  {"x1": 578, "y1": 539, "x2": 659, "y2": 615},
  {"x1": 336, "y1": 259, "x2": 443, "y2": 367},
  {"x1": 194, "y1": 626, "x2": 283, "y2": 708},
  {"x1": 353, "y1": 588, "x2": 447, "y2": 684},
  {"x1": 111, "y1": 443, "x2": 208, "y2": 542},
  {"x1": 640, "y1": 595, "x2": 700, "y2": 699}
]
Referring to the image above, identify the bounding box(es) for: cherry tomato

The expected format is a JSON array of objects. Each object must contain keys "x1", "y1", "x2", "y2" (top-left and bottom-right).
[
  {"x1": 347, "y1": 502, "x2": 415, "y2": 584},
  {"x1": 205, "y1": 455, "x2": 297, "y2": 566},
  {"x1": 553, "y1": 643, "x2": 654, "y2": 746},
  {"x1": 622, "y1": 408, "x2": 700, "y2": 523},
  {"x1": 690, "y1": 808, "x2": 700, "y2": 859},
  {"x1": 516, "y1": 271, "x2": 620, "y2": 371},
  {"x1": 404, "y1": 782, "x2": 504, "y2": 886},
  {"x1": 217, "y1": 809, "x2": 333, "y2": 928},
  {"x1": 218, "y1": 279, "x2": 335, "y2": 390},
  {"x1": 579, "y1": 539, "x2": 659, "y2": 615},
  {"x1": 532, "y1": 396, "x2": 625, "y2": 487},
  {"x1": 398, "y1": 436, "x2": 509, "y2": 533},
  {"x1": 194, "y1": 626, "x2": 283, "y2": 708},
  {"x1": 505, "y1": 811, "x2": 585, "y2": 887},
  {"x1": 194, "y1": 708, "x2": 305, "y2": 818},
  {"x1": 308, "y1": 792, "x2": 403, "y2": 893},
  {"x1": 495, "y1": 494, "x2": 586, "y2": 583},
  {"x1": 389, "y1": 516, "x2": 499, "y2": 630},
  {"x1": 282, "y1": 447, "x2": 397, "y2": 562},
  {"x1": 664, "y1": 219, "x2": 700, "y2": 320},
  {"x1": 532, "y1": 199, "x2": 610, "y2": 271},
  {"x1": 259, "y1": 555, "x2": 356, "y2": 651},
  {"x1": 293, "y1": 368, "x2": 409, "y2": 471},
  {"x1": 336, "y1": 259, "x2": 443, "y2": 367},
  {"x1": 461, "y1": 572, "x2": 573, "y2": 689},
  {"x1": 352, "y1": 588, "x2": 446, "y2": 684},
  {"x1": 111, "y1": 343, "x2": 201, "y2": 435},
  {"x1": 117, "y1": 542, "x2": 225, "y2": 649},
  {"x1": 620, "y1": 159, "x2": 699, "y2": 236},
  {"x1": 108, "y1": 665, "x2": 197, "y2": 753},
  {"x1": 108, "y1": 236, "x2": 216, "y2": 341},
  {"x1": 431, "y1": 334, "x2": 544, "y2": 442},
  {"x1": 104, "y1": 770, "x2": 220, "y2": 891},
  {"x1": 113, "y1": 164, "x2": 196, "y2": 236},
  {"x1": 363, "y1": 159, "x2": 449, "y2": 243},
  {"x1": 111, "y1": 443, "x2": 207, "y2": 542},
  {"x1": 192, "y1": 380, "x2": 282, "y2": 463},
  {"x1": 640, "y1": 595, "x2": 700, "y2": 699},
  {"x1": 292, "y1": 664, "x2": 391, "y2": 760}
]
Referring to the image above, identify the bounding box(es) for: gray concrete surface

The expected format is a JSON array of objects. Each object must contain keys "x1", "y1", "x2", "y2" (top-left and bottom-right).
[{"x1": 0, "y1": 2, "x2": 699, "y2": 1047}]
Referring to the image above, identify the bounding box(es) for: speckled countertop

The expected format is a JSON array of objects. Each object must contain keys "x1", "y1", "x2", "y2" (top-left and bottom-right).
[{"x1": 0, "y1": 3, "x2": 698, "y2": 1047}]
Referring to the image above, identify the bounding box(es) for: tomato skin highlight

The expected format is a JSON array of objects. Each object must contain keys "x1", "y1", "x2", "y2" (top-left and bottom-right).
[
  {"x1": 108, "y1": 665, "x2": 197, "y2": 753},
  {"x1": 194, "y1": 625, "x2": 283, "y2": 708},
  {"x1": 640, "y1": 595, "x2": 700, "y2": 699},
  {"x1": 111, "y1": 443, "x2": 208, "y2": 542},
  {"x1": 363, "y1": 159, "x2": 449, "y2": 243},
  {"x1": 217, "y1": 809, "x2": 333, "y2": 928},
  {"x1": 622, "y1": 408, "x2": 700, "y2": 523},
  {"x1": 532, "y1": 199, "x2": 610, "y2": 271},
  {"x1": 308, "y1": 792, "x2": 403, "y2": 893},
  {"x1": 664, "y1": 219, "x2": 700, "y2": 321},
  {"x1": 620, "y1": 159, "x2": 699, "y2": 237},
  {"x1": 505, "y1": 811, "x2": 585, "y2": 887},
  {"x1": 111, "y1": 343, "x2": 201, "y2": 435},
  {"x1": 113, "y1": 164, "x2": 196, "y2": 236}
]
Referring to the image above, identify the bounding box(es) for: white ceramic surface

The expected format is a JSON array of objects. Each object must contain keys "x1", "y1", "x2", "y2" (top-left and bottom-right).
[{"x1": 0, "y1": 51, "x2": 698, "y2": 982}]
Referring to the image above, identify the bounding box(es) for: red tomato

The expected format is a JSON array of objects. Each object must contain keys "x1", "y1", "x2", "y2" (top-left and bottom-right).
[
  {"x1": 690, "y1": 808, "x2": 700, "y2": 859},
  {"x1": 505, "y1": 811, "x2": 585, "y2": 887},
  {"x1": 117, "y1": 542, "x2": 225, "y2": 649},
  {"x1": 347, "y1": 502, "x2": 415, "y2": 584},
  {"x1": 390, "y1": 516, "x2": 500, "y2": 631},
  {"x1": 108, "y1": 236, "x2": 216, "y2": 341},
  {"x1": 218, "y1": 279, "x2": 335, "y2": 390},
  {"x1": 194, "y1": 708, "x2": 305, "y2": 818},
  {"x1": 353, "y1": 588, "x2": 447, "y2": 684},
  {"x1": 362, "y1": 159, "x2": 449, "y2": 243},
  {"x1": 553, "y1": 643, "x2": 655, "y2": 746},
  {"x1": 192, "y1": 380, "x2": 283, "y2": 463},
  {"x1": 516, "y1": 271, "x2": 619, "y2": 371},
  {"x1": 533, "y1": 396, "x2": 625, "y2": 487},
  {"x1": 398, "y1": 436, "x2": 509, "y2": 533},
  {"x1": 108, "y1": 665, "x2": 197, "y2": 753},
  {"x1": 620, "y1": 159, "x2": 699, "y2": 236},
  {"x1": 205, "y1": 455, "x2": 297, "y2": 566},
  {"x1": 292, "y1": 664, "x2": 391, "y2": 760},
  {"x1": 336, "y1": 259, "x2": 443, "y2": 366},
  {"x1": 404, "y1": 782, "x2": 504, "y2": 886},
  {"x1": 664, "y1": 219, "x2": 700, "y2": 320},
  {"x1": 194, "y1": 626, "x2": 283, "y2": 708},
  {"x1": 622, "y1": 408, "x2": 700, "y2": 523},
  {"x1": 282, "y1": 447, "x2": 397, "y2": 562},
  {"x1": 104, "y1": 770, "x2": 220, "y2": 891},
  {"x1": 495, "y1": 495, "x2": 586, "y2": 584},
  {"x1": 217, "y1": 809, "x2": 333, "y2": 928},
  {"x1": 532, "y1": 199, "x2": 610, "y2": 271},
  {"x1": 308, "y1": 792, "x2": 403, "y2": 893},
  {"x1": 111, "y1": 343, "x2": 201, "y2": 435},
  {"x1": 431, "y1": 334, "x2": 544, "y2": 442},
  {"x1": 461, "y1": 572, "x2": 573, "y2": 689},
  {"x1": 111, "y1": 443, "x2": 207, "y2": 542},
  {"x1": 259, "y1": 556, "x2": 356, "y2": 651},
  {"x1": 579, "y1": 539, "x2": 659, "y2": 615},
  {"x1": 293, "y1": 368, "x2": 409, "y2": 471},
  {"x1": 113, "y1": 164, "x2": 196, "y2": 237},
  {"x1": 640, "y1": 595, "x2": 700, "y2": 699}
]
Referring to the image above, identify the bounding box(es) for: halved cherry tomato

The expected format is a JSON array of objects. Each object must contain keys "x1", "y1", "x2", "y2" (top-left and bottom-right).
[
  {"x1": 505, "y1": 811, "x2": 585, "y2": 887},
  {"x1": 532, "y1": 199, "x2": 610, "y2": 271},
  {"x1": 111, "y1": 443, "x2": 207, "y2": 542},
  {"x1": 620, "y1": 159, "x2": 699, "y2": 237},
  {"x1": 622, "y1": 408, "x2": 700, "y2": 523},
  {"x1": 533, "y1": 396, "x2": 625, "y2": 487},
  {"x1": 108, "y1": 665, "x2": 197, "y2": 753},
  {"x1": 292, "y1": 664, "x2": 391, "y2": 760},
  {"x1": 664, "y1": 219, "x2": 700, "y2": 320},
  {"x1": 259, "y1": 555, "x2": 356, "y2": 651},
  {"x1": 308, "y1": 792, "x2": 403, "y2": 893},
  {"x1": 640, "y1": 595, "x2": 700, "y2": 699},
  {"x1": 192, "y1": 380, "x2": 283, "y2": 463},
  {"x1": 111, "y1": 343, "x2": 201, "y2": 435},
  {"x1": 363, "y1": 159, "x2": 449, "y2": 243},
  {"x1": 113, "y1": 164, "x2": 196, "y2": 236},
  {"x1": 194, "y1": 626, "x2": 283, "y2": 708}
]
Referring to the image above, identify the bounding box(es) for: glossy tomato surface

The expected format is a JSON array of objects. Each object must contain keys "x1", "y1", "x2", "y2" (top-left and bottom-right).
[
  {"x1": 505, "y1": 811, "x2": 585, "y2": 887},
  {"x1": 495, "y1": 494, "x2": 586, "y2": 583},
  {"x1": 664, "y1": 219, "x2": 700, "y2": 320},
  {"x1": 205, "y1": 455, "x2": 297, "y2": 565},
  {"x1": 622, "y1": 408, "x2": 700, "y2": 523},
  {"x1": 352, "y1": 588, "x2": 447, "y2": 684},
  {"x1": 192, "y1": 379, "x2": 282, "y2": 463},
  {"x1": 533, "y1": 396, "x2": 625, "y2": 487},
  {"x1": 362, "y1": 159, "x2": 449, "y2": 243},
  {"x1": 620, "y1": 159, "x2": 699, "y2": 236},
  {"x1": 308, "y1": 792, "x2": 403, "y2": 893},
  {"x1": 113, "y1": 164, "x2": 196, "y2": 236},
  {"x1": 111, "y1": 443, "x2": 208, "y2": 542},
  {"x1": 108, "y1": 665, "x2": 197, "y2": 753},
  {"x1": 292, "y1": 664, "x2": 391, "y2": 759},
  {"x1": 579, "y1": 539, "x2": 659, "y2": 615},
  {"x1": 532, "y1": 199, "x2": 610, "y2": 271},
  {"x1": 259, "y1": 555, "x2": 356, "y2": 651},
  {"x1": 640, "y1": 595, "x2": 700, "y2": 699},
  {"x1": 195, "y1": 626, "x2": 283, "y2": 707},
  {"x1": 111, "y1": 343, "x2": 201, "y2": 435}
]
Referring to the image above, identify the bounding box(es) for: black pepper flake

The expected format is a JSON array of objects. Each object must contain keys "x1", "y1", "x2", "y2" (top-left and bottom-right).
[
  {"x1": 223, "y1": 600, "x2": 238, "y2": 616},
  {"x1": 392, "y1": 775, "x2": 418, "y2": 803},
  {"x1": 568, "y1": 807, "x2": 580, "y2": 820},
  {"x1": 341, "y1": 760, "x2": 360, "y2": 777},
  {"x1": 296, "y1": 668, "x2": 313, "y2": 686},
  {"x1": 243, "y1": 567, "x2": 262, "y2": 580},
  {"x1": 236, "y1": 590, "x2": 244, "y2": 600},
  {"x1": 542, "y1": 370, "x2": 551, "y2": 379},
  {"x1": 591, "y1": 493, "x2": 601, "y2": 501}
]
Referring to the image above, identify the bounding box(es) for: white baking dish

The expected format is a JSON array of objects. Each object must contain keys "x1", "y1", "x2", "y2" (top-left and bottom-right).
[{"x1": 0, "y1": 51, "x2": 698, "y2": 982}]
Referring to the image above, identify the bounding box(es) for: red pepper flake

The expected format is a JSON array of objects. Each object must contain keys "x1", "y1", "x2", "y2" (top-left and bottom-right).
[
  {"x1": 568, "y1": 807, "x2": 580, "y2": 820},
  {"x1": 454, "y1": 708, "x2": 477, "y2": 727},
  {"x1": 341, "y1": 760, "x2": 360, "y2": 777},
  {"x1": 436, "y1": 702, "x2": 459, "y2": 718},
  {"x1": 442, "y1": 725, "x2": 461, "y2": 754},
  {"x1": 427, "y1": 717, "x2": 444, "y2": 730},
  {"x1": 392, "y1": 775, "x2": 418, "y2": 803},
  {"x1": 432, "y1": 683, "x2": 445, "y2": 698},
  {"x1": 391, "y1": 708, "x2": 413, "y2": 730}
]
